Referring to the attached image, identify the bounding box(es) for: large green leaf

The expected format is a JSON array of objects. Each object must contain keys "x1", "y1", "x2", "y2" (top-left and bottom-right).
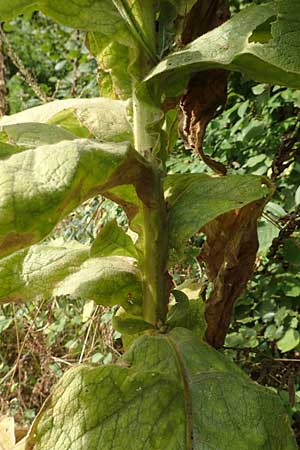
[
  {"x1": 54, "y1": 256, "x2": 142, "y2": 314},
  {"x1": 165, "y1": 173, "x2": 271, "y2": 259},
  {"x1": 0, "y1": 241, "x2": 89, "y2": 304},
  {"x1": 25, "y1": 328, "x2": 297, "y2": 450},
  {"x1": 0, "y1": 139, "x2": 150, "y2": 258},
  {"x1": 0, "y1": 98, "x2": 132, "y2": 142},
  {"x1": 0, "y1": 241, "x2": 142, "y2": 314},
  {"x1": 145, "y1": 1, "x2": 300, "y2": 96}
]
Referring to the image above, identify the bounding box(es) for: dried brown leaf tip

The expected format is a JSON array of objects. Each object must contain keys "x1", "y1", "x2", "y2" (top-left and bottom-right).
[
  {"x1": 199, "y1": 200, "x2": 266, "y2": 348},
  {"x1": 179, "y1": 70, "x2": 228, "y2": 175},
  {"x1": 179, "y1": 0, "x2": 229, "y2": 175}
]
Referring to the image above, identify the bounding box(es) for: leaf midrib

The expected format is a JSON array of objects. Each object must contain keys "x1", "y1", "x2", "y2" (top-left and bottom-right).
[{"x1": 166, "y1": 334, "x2": 193, "y2": 450}]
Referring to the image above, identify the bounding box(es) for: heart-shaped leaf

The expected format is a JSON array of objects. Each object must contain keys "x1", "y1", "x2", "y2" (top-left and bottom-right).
[{"x1": 25, "y1": 328, "x2": 297, "y2": 450}]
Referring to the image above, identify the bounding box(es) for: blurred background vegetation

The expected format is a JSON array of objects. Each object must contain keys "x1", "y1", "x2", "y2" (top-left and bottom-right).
[{"x1": 0, "y1": 1, "x2": 299, "y2": 445}]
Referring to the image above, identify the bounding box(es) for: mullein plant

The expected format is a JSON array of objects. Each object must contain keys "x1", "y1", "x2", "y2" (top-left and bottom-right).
[{"x1": 0, "y1": 1, "x2": 299, "y2": 449}]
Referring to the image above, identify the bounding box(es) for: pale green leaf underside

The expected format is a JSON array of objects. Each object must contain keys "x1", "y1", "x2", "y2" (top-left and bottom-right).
[
  {"x1": 0, "y1": 98, "x2": 132, "y2": 143},
  {"x1": 54, "y1": 256, "x2": 142, "y2": 315},
  {"x1": 0, "y1": 139, "x2": 143, "y2": 258},
  {"x1": 0, "y1": 241, "x2": 89, "y2": 303},
  {"x1": 26, "y1": 328, "x2": 296, "y2": 450},
  {"x1": 165, "y1": 173, "x2": 270, "y2": 258},
  {"x1": 145, "y1": 1, "x2": 300, "y2": 92},
  {"x1": 0, "y1": 240, "x2": 142, "y2": 314},
  {"x1": 0, "y1": 123, "x2": 76, "y2": 155}
]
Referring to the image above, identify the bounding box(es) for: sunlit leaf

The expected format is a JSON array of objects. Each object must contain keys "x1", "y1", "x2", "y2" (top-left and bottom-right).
[
  {"x1": 145, "y1": 1, "x2": 300, "y2": 97},
  {"x1": 0, "y1": 98, "x2": 132, "y2": 142},
  {"x1": 0, "y1": 416, "x2": 15, "y2": 450},
  {"x1": 277, "y1": 328, "x2": 300, "y2": 353},
  {"x1": 26, "y1": 328, "x2": 297, "y2": 450},
  {"x1": 165, "y1": 173, "x2": 271, "y2": 260},
  {"x1": 0, "y1": 138, "x2": 150, "y2": 258},
  {"x1": 0, "y1": 241, "x2": 89, "y2": 304}
]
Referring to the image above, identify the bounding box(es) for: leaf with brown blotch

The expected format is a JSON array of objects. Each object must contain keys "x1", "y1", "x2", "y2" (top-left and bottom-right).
[
  {"x1": 179, "y1": 0, "x2": 229, "y2": 174},
  {"x1": 199, "y1": 199, "x2": 267, "y2": 348}
]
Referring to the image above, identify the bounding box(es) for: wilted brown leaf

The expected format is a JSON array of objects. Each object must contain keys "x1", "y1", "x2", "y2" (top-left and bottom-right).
[
  {"x1": 199, "y1": 199, "x2": 267, "y2": 348},
  {"x1": 179, "y1": 0, "x2": 229, "y2": 175}
]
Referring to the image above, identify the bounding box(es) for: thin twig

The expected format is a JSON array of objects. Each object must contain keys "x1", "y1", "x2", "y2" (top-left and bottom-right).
[
  {"x1": 4, "y1": 32, "x2": 50, "y2": 103},
  {"x1": 12, "y1": 304, "x2": 22, "y2": 402},
  {"x1": 79, "y1": 305, "x2": 99, "y2": 363}
]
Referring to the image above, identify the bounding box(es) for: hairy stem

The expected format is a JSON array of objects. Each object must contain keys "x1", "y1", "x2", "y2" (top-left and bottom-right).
[{"x1": 133, "y1": 92, "x2": 169, "y2": 326}]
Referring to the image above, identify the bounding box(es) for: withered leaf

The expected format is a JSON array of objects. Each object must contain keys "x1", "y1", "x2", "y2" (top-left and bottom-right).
[
  {"x1": 179, "y1": 0, "x2": 230, "y2": 175},
  {"x1": 199, "y1": 199, "x2": 266, "y2": 348}
]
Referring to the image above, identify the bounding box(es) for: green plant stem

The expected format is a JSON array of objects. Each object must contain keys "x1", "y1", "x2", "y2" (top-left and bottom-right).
[{"x1": 133, "y1": 92, "x2": 169, "y2": 326}]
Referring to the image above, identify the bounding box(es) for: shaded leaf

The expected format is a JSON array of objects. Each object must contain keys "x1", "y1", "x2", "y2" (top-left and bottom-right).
[
  {"x1": 87, "y1": 1, "x2": 156, "y2": 99},
  {"x1": 145, "y1": 2, "x2": 300, "y2": 95},
  {"x1": 165, "y1": 173, "x2": 271, "y2": 261},
  {"x1": 87, "y1": 33, "x2": 134, "y2": 99},
  {"x1": 199, "y1": 199, "x2": 268, "y2": 348},
  {"x1": 0, "y1": 98, "x2": 132, "y2": 142},
  {"x1": 54, "y1": 256, "x2": 143, "y2": 315},
  {"x1": 91, "y1": 219, "x2": 137, "y2": 259},
  {"x1": 0, "y1": 1, "x2": 157, "y2": 101},
  {"x1": 25, "y1": 328, "x2": 297, "y2": 450},
  {"x1": 0, "y1": 1, "x2": 129, "y2": 38},
  {"x1": 167, "y1": 292, "x2": 206, "y2": 337},
  {"x1": 0, "y1": 240, "x2": 143, "y2": 314},
  {"x1": 112, "y1": 307, "x2": 154, "y2": 334}
]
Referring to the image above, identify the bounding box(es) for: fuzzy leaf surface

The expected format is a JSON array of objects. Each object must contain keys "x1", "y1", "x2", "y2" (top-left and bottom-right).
[
  {"x1": 25, "y1": 328, "x2": 296, "y2": 450},
  {"x1": 0, "y1": 139, "x2": 149, "y2": 258},
  {"x1": 0, "y1": 241, "x2": 89, "y2": 304},
  {"x1": 0, "y1": 243, "x2": 142, "y2": 314},
  {"x1": 165, "y1": 173, "x2": 270, "y2": 260},
  {"x1": 0, "y1": 122, "x2": 76, "y2": 152},
  {"x1": 145, "y1": 1, "x2": 300, "y2": 95},
  {"x1": 54, "y1": 256, "x2": 142, "y2": 315},
  {"x1": 0, "y1": 98, "x2": 132, "y2": 142}
]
